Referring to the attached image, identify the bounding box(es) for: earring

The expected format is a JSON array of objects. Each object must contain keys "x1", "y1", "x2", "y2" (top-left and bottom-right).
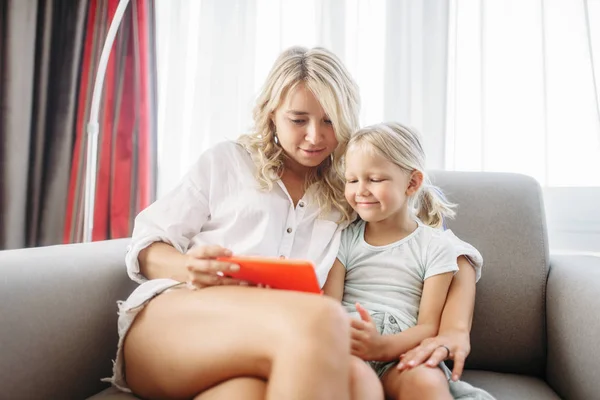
[{"x1": 273, "y1": 131, "x2": 279, "y2": 145}]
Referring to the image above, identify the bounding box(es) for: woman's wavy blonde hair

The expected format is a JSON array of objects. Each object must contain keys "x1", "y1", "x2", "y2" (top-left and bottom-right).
[
  {"x1": 347, "y1": 122, "x2": 456, "y2": 229},
  {"x1": 238, "y1": 46, "x2": 360, "y2": 222}
]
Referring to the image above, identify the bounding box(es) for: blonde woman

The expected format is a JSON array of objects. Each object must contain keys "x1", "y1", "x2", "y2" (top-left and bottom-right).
[
  {"x1": 110, "y1": 48, "x2": 481, "y2": 399},
  {"x1": 323, "y1": 122, "x2": 492, "y2": 400}
]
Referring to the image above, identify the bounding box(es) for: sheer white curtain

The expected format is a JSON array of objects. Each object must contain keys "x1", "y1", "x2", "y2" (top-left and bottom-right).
[
  {"x1": 154, "y1": 0, "x2": 450, "y2": 195},
  {"x1": 446, "y1": 0, "x2": 600, "y2": 252}
]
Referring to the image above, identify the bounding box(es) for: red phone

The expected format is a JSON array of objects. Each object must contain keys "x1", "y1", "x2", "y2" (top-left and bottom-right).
[{"x1": 216, "y1": 256, "x2": 321, "y2": 294}]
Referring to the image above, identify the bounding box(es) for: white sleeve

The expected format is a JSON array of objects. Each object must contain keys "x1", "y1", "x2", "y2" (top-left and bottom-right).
[
  {"x1": 424, "y1": 236, "x2": 460, "y2": 280},
  {"x1": 125, "y1": 152, "x2": 212, "y2": 284},
  {"x1": 442, "y1": 230, "x2": 484, "y2": 282},
  {"x1": 315, "y1": 224, "x2": 344, "y2": 287}
]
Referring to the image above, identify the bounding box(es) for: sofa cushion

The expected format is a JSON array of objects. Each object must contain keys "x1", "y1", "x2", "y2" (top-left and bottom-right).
[
  {"x1": 431, "y1": 172, "x2": 549, "y2": 377},
  {"x1": 0, "y1": 239, "x2": 136, "y2": 399},
  {"x1": 87, "y1": 387, "x2": 139, "y2": 399},
  {"x1": 90, "y1": 370, "x2": 561, "y2": 400},
  {"x1": 461, "y1": 370, "x2": 560, "y2": 399}
]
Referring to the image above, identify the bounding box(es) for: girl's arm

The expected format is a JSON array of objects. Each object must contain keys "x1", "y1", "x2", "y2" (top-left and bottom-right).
[
  {"x1": 398, "y1": 255, "x2": 476, "y2": 380},
  {"x1": 322, "y1": 259, "x2": 346, "y2": 301},
  {"x1": 376, "y1": 272, "x2": 454, "y2": 361}
]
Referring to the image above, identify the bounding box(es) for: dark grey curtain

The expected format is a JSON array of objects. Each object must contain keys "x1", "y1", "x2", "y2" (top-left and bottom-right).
[{"x1": 0, "y1": 0, "x2": 87, "y2": 250}]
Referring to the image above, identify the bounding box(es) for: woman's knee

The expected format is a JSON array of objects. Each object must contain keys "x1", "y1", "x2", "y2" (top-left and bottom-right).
[
  {"x1": 293, "y1": 296, "x2": 349, "y2": 339},
  {"x1": 281, "y1": 295, "x2": 350, "y2": 359}
]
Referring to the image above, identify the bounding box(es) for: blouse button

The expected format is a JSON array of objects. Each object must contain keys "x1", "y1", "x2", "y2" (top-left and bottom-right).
[
  {"x1": 299, "y1": 201, "x2": 305, "y2": 208},
  {"x1": 286, "y1": 227, "x2": 293, "y2": 233}
]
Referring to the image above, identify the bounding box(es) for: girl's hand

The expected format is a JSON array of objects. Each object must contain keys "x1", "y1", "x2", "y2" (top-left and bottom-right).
[
  {"x1": 397, "y1": 329, "x2": 471, "y2": 381},
  {"x1": 350, "y1": 303, "x2": 386, "y2": 361},
  {"x1": 185, "y1": 245, "x2": 250, "y2": 289}
]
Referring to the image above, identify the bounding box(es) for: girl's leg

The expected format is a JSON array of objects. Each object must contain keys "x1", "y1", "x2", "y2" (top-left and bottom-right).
[
  {"x1": 380, "y1": 365, "x2": 452, "y2": 400},
  {"x1": 124, "y1": 286, "x2": 351, "y2": 400},
  {"x1": 350, "y1": 357, "x2": 384, "y2": 400},
  {"x1": 192, "y1": 357, "x2": 383, "y2": 400},
  {"x1": 193, "y1": 378, "x2": 266, "y2": 400}
]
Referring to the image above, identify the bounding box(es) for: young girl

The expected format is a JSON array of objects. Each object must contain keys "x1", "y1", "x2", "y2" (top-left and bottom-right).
[{"x1": 323, "y1": 122, "x2": 494, "y2": 400}]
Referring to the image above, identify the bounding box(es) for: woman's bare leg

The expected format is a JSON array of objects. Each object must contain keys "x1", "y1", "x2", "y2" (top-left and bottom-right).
[
  {"x1": 124, "y1": 286, "x2": 351, "y2": 400},
  {"x1": 192, "y1": 357, "x2": 383, "y2": 400},
  {"x1": 193, "y1": 378, "x2": 266, "y2": 400}
]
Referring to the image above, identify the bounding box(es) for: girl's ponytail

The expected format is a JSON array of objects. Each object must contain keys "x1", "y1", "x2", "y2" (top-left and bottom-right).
[{"x1": 415, "y1": 181, "x2": 456, "y2": 229}]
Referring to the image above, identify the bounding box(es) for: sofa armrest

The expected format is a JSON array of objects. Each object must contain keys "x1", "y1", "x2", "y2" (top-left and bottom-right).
[
  {"x1": 546, "y1": 254, "x2": 600, "y2": 400},
  {"x1": 0, "y1": 239, "x2": 137, "y2": 399}
]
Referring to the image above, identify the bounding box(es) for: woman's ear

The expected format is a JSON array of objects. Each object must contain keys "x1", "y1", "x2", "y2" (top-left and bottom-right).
[{"x1": 406, "y1": 170, "x2": 424, "y2": 196}]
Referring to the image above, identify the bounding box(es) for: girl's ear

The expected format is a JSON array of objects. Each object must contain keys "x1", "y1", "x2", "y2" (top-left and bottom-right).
[{"x1": 406, "y1": 170, "x2": 424, "y2": 196}]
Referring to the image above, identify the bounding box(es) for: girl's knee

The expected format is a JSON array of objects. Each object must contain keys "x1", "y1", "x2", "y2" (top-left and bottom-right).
[
  {"x1": 350, "y1": 357, "x2": 384, "y2": 400},
  {"x1": 396, "y1": 365, "x2": 449, "y2": 399}
]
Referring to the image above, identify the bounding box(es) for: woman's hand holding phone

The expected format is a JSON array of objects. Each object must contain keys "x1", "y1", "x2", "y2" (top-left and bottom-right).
[{"x1": 184, "y1": 245, "x2": 251, "y2": 289}]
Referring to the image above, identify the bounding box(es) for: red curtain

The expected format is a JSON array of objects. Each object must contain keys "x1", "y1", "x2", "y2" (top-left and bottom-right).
[{"x1": 64, "y1": 0, "x2": 157, "y2": 243}]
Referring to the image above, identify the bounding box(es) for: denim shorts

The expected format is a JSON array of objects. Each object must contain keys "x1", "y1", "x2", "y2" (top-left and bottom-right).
[{"x1": 349, "y1": 311, "x2": 452, "y2": 380}]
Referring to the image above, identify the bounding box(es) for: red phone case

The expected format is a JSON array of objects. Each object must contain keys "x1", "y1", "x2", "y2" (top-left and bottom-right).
[{"x1": 216, "y1": 256, "x2": 321, "y2": 294}]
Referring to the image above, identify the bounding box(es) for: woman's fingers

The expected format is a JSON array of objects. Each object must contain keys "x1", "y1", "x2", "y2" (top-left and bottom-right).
[
  {"x1": 450, "y1": 350, "x2": 467, "y2": 381},
  {"x1": 397, "y1": 333, "x2": 470, "y2": 380},
  {"x1": 397, "y1": 341, "x2": 435, "y2": 370},
  {"x1": 187, "y1": 258, "x2": 239, "y2": 274},
  {"x1": 424, "y1": 346, "x2": 450, "y2": 367},
  {"x1": 187, "y1": 244, "x2": 232, "y2": 258},
  {"x1": 217, "y1": 276, "x2": 250, "y2": 286},
  {"x1": 188, "y1": 271, "x2": 249, "y2": 288},
  {"x1": 188, "y1": 271, "x2": 221, "y2": 287}
]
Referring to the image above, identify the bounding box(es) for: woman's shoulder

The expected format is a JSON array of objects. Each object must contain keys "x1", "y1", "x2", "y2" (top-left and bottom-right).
[
  {"x1": 206, "y1": 140, "x2": 249, "y2": 159},
  {"x1": 193, "y1": 140, "x2": 253, "y2": 170}
]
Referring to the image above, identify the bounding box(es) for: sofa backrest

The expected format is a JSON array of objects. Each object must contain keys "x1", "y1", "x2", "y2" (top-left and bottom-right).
[{"x1": 431, "y1": 171, "x2": 549, "y2": 377}]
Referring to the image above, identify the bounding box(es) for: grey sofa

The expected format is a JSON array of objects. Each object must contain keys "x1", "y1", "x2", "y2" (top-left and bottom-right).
[{"x1": 1, "y1": 171, "x2": 599, "y2": 400}]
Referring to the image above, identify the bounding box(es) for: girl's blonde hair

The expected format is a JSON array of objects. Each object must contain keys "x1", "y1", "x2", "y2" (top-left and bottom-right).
[
  {"x1": 347, "y1": 122, "x2": 456, "y2": 228},
  {"x1": 238, "y1": 46, "x2": 360, "y2": 223}
]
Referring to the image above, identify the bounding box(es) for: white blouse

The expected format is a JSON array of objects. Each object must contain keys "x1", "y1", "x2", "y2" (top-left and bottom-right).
[
  {"x1": 126, "y1": 141, "x2": 483, "y2": 286},
  {"x1": 126, "y1": 141, "x2": 343, "y2": 285}
]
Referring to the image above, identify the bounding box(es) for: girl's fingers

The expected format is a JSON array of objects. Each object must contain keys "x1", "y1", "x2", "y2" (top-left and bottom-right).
[
  {"x1": 351, "y1": 340, "x2": 365, "y2": 354},
  {"x1": 355, "y1": 303, "x2": 373, "y2": 323},
  {"x1": 350, "y1": 318, "x2": 367, "y2": 331},
  {"x1": 350, "y1": 328, "x2": 369, "y2": 342}
]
